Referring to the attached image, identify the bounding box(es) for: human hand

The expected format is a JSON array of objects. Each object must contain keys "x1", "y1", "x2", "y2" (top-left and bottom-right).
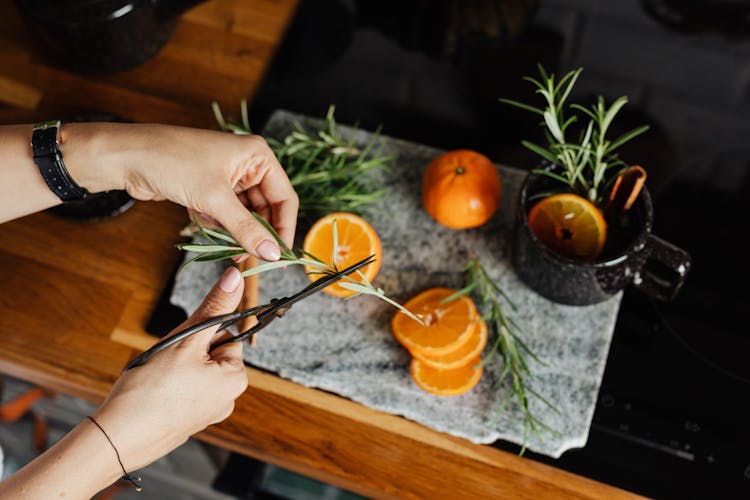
[
  {"x1": 62, "y1": 123, "x2": 298, "y2": 261},
  {"x1": 92, "y1": 267, "x2": 248, "y2": 472}
]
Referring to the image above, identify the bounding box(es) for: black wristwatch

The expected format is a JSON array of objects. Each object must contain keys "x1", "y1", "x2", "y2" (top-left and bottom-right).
[{"x1": 31, "y1": 120, "x2": 89, "y2": 202}]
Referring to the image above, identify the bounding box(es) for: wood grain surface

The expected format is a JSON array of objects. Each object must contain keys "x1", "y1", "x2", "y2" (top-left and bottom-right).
[{"x1": 0, "y1": 1, "x2": 642, "y2": 498}]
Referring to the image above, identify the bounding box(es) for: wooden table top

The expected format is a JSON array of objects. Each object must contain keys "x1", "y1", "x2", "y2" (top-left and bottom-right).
[{"x1": 0, "y1": 1, "x2": 640, "y2": 498}]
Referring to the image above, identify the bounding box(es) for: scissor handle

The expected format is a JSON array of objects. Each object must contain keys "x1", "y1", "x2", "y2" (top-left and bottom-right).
[
  {"x1": 122, "y1": 305, "x2": 263, "y2": 373},
  {"x1": 209, "y1": 321, "x2": 264, "y2": 350},
  {"x1": 124, "y1": 255, "x2": 377, "y2": 372}
]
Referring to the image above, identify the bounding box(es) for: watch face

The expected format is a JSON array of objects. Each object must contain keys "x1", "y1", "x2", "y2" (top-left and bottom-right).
[{"x1": 33, "y1": 120, "x2": 61, "y2": 131}]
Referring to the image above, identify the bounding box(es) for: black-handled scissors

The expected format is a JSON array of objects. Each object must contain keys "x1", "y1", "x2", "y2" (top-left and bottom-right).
[{"x1": 123, "y1": 255, "x2": 376, "y2": 373}]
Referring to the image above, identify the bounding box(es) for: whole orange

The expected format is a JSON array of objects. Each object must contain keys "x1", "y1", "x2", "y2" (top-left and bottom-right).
[{"x1": 422, "y1": 150, "x2": 502, "y2": 229}]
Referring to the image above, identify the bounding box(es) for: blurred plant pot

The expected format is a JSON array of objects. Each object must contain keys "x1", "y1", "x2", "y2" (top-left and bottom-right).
[
  {"x1": 14, "y1": 0, "x2": 205, "y2": 75},
  {"x1": 512, "y1": 167, "x2": 692, "y2": 306}
]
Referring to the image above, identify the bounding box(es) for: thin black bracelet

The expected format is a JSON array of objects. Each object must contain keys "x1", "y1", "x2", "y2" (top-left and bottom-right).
[{"x1": 87, "y1": 416, "x2": 143, "y2": 492}]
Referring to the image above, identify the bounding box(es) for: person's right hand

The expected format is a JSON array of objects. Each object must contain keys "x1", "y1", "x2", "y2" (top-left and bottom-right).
[{"x1": 91, "y1": 266, "x2": 249, "y2": 472}]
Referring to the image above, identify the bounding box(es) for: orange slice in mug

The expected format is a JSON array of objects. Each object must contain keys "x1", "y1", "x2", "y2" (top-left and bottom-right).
[{"x1": 527, "y1": 193, "x2": 607, "y2": 262}]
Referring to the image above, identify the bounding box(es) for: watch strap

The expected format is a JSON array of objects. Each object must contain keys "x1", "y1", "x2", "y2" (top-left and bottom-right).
[{"x1": 32, "y1": 120, "x2": 89, "y2": 202}]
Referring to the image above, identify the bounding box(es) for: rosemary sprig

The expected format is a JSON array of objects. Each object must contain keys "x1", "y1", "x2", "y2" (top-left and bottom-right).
[
  {"x1": 176, "y1": 213, "x2": 422, "y2": 324},
  {"x1": 500, "y1": 64, "x2": 649, "y2": 205},
  {"x1": 213, "y1": 101, "x2": 392, "y2": 220},
  {"x1": 445, "y1": 258, "x2": 559, "y2": 454}
]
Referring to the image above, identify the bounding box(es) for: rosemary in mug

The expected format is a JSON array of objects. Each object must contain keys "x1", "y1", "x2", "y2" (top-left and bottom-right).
[{"x1": 500, "y1": 64, "x2": 649, "y2": 206}]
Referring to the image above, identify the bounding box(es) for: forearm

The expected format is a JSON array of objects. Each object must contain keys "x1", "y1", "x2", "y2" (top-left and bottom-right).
[
  {"x1": 0, "y1": 123, "x2": 126, "y2": 223},
  {"x1": 0, "y1": 419, "x2": 123, "y2": 499},
  {"x1": 0, "y1": 119, "x2": 295, "y2": 257}
]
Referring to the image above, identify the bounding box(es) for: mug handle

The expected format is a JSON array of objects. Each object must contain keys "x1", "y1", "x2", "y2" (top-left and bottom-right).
[{"x1": 633, "y1": 234, "x2": 691, "y2": 301}]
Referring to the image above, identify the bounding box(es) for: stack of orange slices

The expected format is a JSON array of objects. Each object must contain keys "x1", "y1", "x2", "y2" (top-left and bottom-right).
[{"x1": 391, "y1": 288, "x2": 486, "y2": 396}]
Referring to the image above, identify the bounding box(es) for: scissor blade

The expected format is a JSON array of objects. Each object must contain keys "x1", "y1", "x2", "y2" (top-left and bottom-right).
[
  {"x1": 211, "y1": 255, "x2": 378, "y2": 349},
  {"x1": 287, "y1": 255, "x2": 376, "y2": 306}
]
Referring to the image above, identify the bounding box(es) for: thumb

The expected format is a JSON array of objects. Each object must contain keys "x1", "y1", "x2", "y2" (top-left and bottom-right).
[
  {"x1": 180, "y1": 266, "x2": 245, "y2": 349},
  {"x1": 210, "y1": 193, "x2": 281, "y2": 262}
]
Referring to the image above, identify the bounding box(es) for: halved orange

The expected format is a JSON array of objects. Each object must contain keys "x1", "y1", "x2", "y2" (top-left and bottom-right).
[
  {"x1": 391, "y1": 288, "x2": 477, "y2": 356},
  {"x1": 410, "y1": 357, "x2": 483, "y2": 396},
  {"x1": 412, "y1": 319, "x2": 488, "y2": 370},
  {"x1": 302, "y1": 212, "x2": 382, "y2": 297},
  {"x1": 527, "y1": 193, "x2": 607, "y2": 262}
]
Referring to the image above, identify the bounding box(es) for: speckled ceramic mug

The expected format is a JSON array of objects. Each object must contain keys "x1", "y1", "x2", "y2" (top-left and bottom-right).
[{"x1": 512, "y1": 170, "x2": 691, "y2": 306}]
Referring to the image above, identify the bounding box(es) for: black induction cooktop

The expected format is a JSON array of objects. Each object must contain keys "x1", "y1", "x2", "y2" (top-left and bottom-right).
[{"x1": 240, "y1": 1, "x2": 750, "y2": 497}]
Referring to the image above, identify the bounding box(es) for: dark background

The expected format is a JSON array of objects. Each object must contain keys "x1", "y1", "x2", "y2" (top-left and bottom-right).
[{"x1": 244, "y1": 1, "x2": 750, "y2": 498}]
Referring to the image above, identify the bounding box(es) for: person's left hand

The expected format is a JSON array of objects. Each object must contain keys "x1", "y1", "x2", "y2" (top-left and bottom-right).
[
  {"x1": 92, "y1": 266, "x2": 249, "y2": 472},
  {"x1": 66, "y1": 123, "x2": 298, "y2": 261}
]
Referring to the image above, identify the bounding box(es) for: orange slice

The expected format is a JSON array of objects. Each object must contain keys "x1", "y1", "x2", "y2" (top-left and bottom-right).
[
  {"x1": 302, "y1": 212, "x2": 382, "y2": 297},
  {"x1": 410, "y1": 357, "x2": 483, "y2": 396},
  {"x1": 412, "y1": 320, "x2": 488, "y2": 370},
  {"x1": 527, "y1": 193, "x2": 607, "y2": 262},
  {"x1": 391, "y1": 288, "x2": 477, "y2": 356}
]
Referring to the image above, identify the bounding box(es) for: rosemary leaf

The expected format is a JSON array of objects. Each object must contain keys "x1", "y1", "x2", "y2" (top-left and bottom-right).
[
  {"x1": 498, "y1": 98, "x2": 544, "y2": 116},
  {"x1": 530, "y1": 170, "x2": 569, "y2": 184},
  {"x1": 178, "y1": 244, "x2": 244, "y2": 253},
  {"x1": 211, "y1": 101, "x2": 227, "y2": 130},
  {"x1": 297, "y1": 257, "x2": 325, "y2": 267},
  {"x1": 241, "y1": 260, "x2": 302, "y2": 277},
  {"x1": 241, "y1": 98, "x2": 250, "y2": 131},
  {"x1": 521, "y1": 141, "x2": 559, "y2": 165},
  {"x1": 201, "y1": 227, "x2": 238, "y2": 245},
  {"x1": 178, "y1": 249, "x2": 246, "y2": 272},
  {"x1": 251, "y1": 211, "x2": 292, "y2": 255},
  {"x1": 608, "y1": 125, "x2": 650, "y2": 152},
  {"x1": 213, "y1": 102, "x2": 392, "y2": 219},
  {"x1": 456, "y1": 257, "x2": 557, "y2": 454},
  {"x1": 299, "y1": 250, "x2": 328, "y2": 265},
  {"x1": 338, "y1": 282, "x2": 423, "y2": 324},
  {"x1": 440, "y1": 283, "x2": 477, "y2": 303},
  {"x1": 191, "y1": 216, "x2": 216, "y2": 244}
]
